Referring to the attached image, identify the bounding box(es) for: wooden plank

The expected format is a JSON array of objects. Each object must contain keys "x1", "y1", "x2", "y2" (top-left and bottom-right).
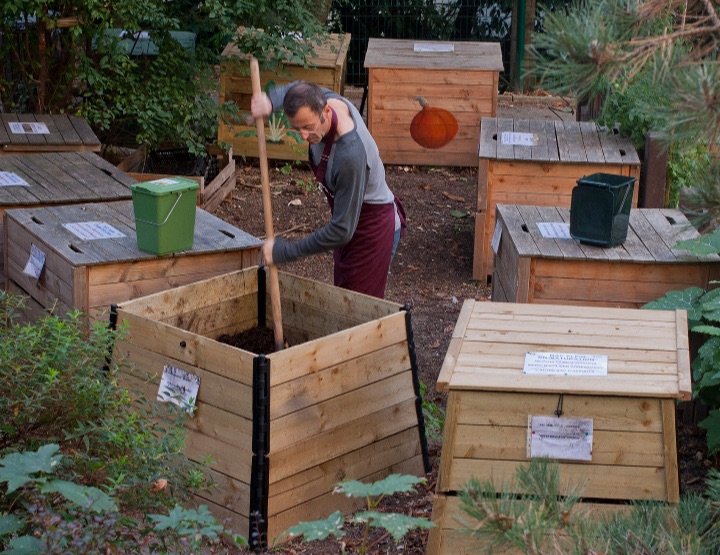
[
  {"x1": 496, "y1": 205, "x2": 541, "y2": 256},
  {"x1": 446, "y1": 459, "x2": 669, "y2": 501},
  {"x1": 512, "y1": 119, "x2": 532, "y2": 161},
  {"x1": 436, "y1": 390, "x2": 461, "y2": 492},
  {"x1": 271, "y1": 341, "x2": 410, "y2": 418},
  {"x1": 528, "y1": 119, "x2": 551, "y2": 162},
  {"x1": 16, "y1": 114, "x2": 48, "y2": 146},
  {"x1": 1, "y1": 114, "x2": 28, "y2": 146},
  {"x1": 478, "y1": 117, "x2": 498, "y2": 159},
  {"x1": 661, "y1": 398, "x2": 680, "y2": 502},
  {"x1": 495, "y1": 118, "x2": 516, "y2": 160},
  {"x1": 561, "y1": 121, "x2": 588, "y2": 163},
  {"x1": 68, "y1": 115, "x2": 101, "y2": 147},
  {"x1": 630, "y1": 210, "x2": 678, "y2": 262},
  {"x1": 477, "y1": 158, "x2": 489, "y2": 209},
  {"x1": 578, "y1": 121, "x2": 605, "y2": 163}
]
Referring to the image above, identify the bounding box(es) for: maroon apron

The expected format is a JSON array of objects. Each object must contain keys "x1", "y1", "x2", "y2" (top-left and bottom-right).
[{"x1": 311, "y1": 109, "x2": 405, "y2": 298}]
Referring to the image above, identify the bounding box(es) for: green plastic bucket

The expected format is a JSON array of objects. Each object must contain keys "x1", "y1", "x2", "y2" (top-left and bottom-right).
[
  {"x1": 570, "y1": 172, "x2": 636, "y2": 247},
  {"x1": 131, "y1": 177, "x2": 199, "y2": 255}
]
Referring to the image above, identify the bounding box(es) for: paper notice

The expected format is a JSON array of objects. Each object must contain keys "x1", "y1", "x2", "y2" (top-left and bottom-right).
[
  {"x1": 23, "y1": 244, "x2": 46, "y2": 279},
  {"x1": 0, "y1": 172, "x2": 29, "y2": 186},
  {"x1": 62, "y1": 221, "x2": 126, "y2": 240},
  {"x1": 523, "y1": 352, "x2": 608, "y2": 377},
  {"x1": 8, "y1": 121, "x2": 50, "y2": 134},
  {"x1": 158, "y1": 364, "x2": 200, "y2": 413},
  {"x1": 500, "y1": 131, "x2": 537, "y2": 146},
  {"x1": 413, "y1": 42, "x2": 454, "y2": 52},
  {"x1": 536, "y1": 222, "x2": 571, "y2": 239},
  {"x1": 528, "y1": 415, "x2": 593, "y2": 461}
]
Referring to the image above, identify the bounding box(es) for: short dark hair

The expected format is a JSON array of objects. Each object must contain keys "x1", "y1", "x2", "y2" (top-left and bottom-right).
[{"x1": 283, "y1": 81, "x2": 327, "y2": 117}]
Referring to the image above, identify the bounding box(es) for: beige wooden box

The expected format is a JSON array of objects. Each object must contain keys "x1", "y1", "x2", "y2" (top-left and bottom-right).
[
  {"x1": 4, "y1": 200, "x2": 261, "y2": 319},
  {"x1": 475, "y1": 118, "x2": 641, "y2": 283},
  {"x1": 111, "y1": 266, "x2": 429, "y2": 550},
  {"x1": 427, "y1": 300, "x2": 690, "y2": 554},
  {"x1": 0, "y1": 151, "x2": 135, "y2": 287},
  {"x1": 218, "y1": 31, "x2": 350, "y2": 161},
  {"x1": 364, "y1": 38, "x2": 503, "y2": 167},
  {"x1": 492, "y1": 204, "x2": 720, "y2": 307},
  {"x1": 128, "y1": 145, "x2": 236, "y2": 213}
]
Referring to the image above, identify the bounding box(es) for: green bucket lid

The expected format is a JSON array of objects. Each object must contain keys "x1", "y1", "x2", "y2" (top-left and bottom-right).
[{"x1": 131, "y1": 176, "x2": 199, "y2": 196}]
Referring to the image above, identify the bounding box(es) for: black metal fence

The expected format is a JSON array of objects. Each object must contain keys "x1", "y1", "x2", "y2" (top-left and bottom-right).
[{"x1": 329, "y1": 0, "x2": 515, "y2": 89}]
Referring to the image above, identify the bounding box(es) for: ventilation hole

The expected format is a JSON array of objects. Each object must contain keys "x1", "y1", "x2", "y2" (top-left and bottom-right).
[
  {"x1": 219, "y1": 229, "x2": 236, "y2": 239},
  {"x1": 102, "y1": 168, "x2": 113, "y2": 176},
  {"x1": 619, "y1": 149, "x2": 627, "y2": 156},
  {"x1": 521, "y1": 224, "x2": 529, "y2": 233},
  {"x1": 492, "y1": 133, "x2": 498, "y2": 141},
  {"x1": 31, "y1": 216, "x2": 44, "y2": 225},
  {"x1": 665, "y1": 215, "x2": 677, "y2": 225},
  {"x1": 69, "y1": 244, "x2": 83, "y2": 253}
]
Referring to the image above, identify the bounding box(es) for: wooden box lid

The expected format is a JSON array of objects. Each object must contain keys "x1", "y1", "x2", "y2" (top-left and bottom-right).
[
  {"x1": 0, "y1": 114, "x2": 101, "y2": 153},
  {"x1": 437, "y1": 300, "x2": 690, "y2": 400},
  {"x1": 364, "y1": 38, "x2": 503, "y2": 71},
  {"x1": 479, "y1": 117, "x2": 640, "y2": 165}
]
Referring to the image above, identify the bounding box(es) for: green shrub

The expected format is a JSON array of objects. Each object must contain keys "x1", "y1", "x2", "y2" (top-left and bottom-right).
[{"x1": 0, "y1": 290, "x2": 235, "y2": 551}]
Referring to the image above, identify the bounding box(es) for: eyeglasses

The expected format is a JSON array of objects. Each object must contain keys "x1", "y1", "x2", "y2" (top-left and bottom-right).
[{"x1": 292, "y1": 113, "x2": 325, "y2": 134}]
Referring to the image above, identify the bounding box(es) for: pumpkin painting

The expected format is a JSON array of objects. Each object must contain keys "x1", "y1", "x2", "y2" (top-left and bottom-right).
[{"x1": 410, "y1": 96, "x2": 458, "y2": 149}]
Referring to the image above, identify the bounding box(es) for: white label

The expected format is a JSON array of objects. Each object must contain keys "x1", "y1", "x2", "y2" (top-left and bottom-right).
[
  {"x1": 148, "y1": 178, "x2": 180, "y2": 187},
  {"x1": 491, "y1": 219, "x2": 502, "y2": 254},
  {"x1": 413, "y1": 42, "x2": 454, "y2": 53},
  {"x1": 23, "y1": 244, "x2": 46, "y2": 279},
  {"x1": 8, "y1": 121, "x2": 50, "y2": 134},
  {"x1": 528, "y1": 415, "x2": 593, "y2": 461},
  {"x1": 523, "y1": 352, "x2": 608, "y2": 377},
  {"x1": 500, "y1": 131, "x2": 537, "y2": 146},
  {"x1": 157, "y1": 364, "x2": 200, "y2": 413},
  {"x1": 536, "y1": 222, "x2": 571, "y2": 239},
  {"x1": 0, "y1": 172, "x2": 29, "y2": 186},
  {"x1": 62, "y1": 221, "x2": 126, "y2": 240}
]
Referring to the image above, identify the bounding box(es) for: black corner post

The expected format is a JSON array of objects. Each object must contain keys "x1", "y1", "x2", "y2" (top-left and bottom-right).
[
  {"x1": 102, "y1": 304, "x2": 119, "y2": 374},
  {"x1": 257, "y1": 266, "x2": 267, "y2": 327},
  {"x1": 249, "y1": 353, "x2": 270, "y2": 551},
  {"x1": 402, "y1": 304, "x2": 431, "y2": 474}
]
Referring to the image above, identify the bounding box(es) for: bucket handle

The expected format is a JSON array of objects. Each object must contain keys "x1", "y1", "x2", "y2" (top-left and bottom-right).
[
  {"x1": 615, "y1": 180, "x2": 633, "y2": 216},
  {"x1": 134, "y1": 191, "x2": 185, "y2": 227}
]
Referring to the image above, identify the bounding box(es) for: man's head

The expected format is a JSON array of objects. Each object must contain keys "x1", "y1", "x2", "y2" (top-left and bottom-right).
[{"x1": 283, "y1": 81, "x2": 331, "y2": 144}]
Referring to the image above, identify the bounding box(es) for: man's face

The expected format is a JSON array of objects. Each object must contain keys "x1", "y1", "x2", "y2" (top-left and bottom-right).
[{"x1": 288, "y1": 105, "x2": 329, "y2": 144}]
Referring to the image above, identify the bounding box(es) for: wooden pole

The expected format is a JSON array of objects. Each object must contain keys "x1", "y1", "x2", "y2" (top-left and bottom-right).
[{"x1": 250, "y1": 58, "x2": 284, "y2": 351}]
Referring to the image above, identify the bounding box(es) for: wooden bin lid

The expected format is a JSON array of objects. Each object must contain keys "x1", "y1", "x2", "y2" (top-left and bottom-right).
[
  {"x1": 0, "y1": 114, "x2": 101, "y2": 153},
  {"x1": 478, "y1": 117, "x2": 640, "y2": 165},
  {"x1": 363, "y1": 38, "x2": 503, "y2": 71},
  {"x1": 437, "y1": 300, "x2": 690, "y2": 400}
]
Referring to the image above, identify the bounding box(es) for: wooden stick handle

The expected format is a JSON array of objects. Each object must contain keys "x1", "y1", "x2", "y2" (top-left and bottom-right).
[{"x1": 250, "y1": 57, "x2": 284, "y2": 351}]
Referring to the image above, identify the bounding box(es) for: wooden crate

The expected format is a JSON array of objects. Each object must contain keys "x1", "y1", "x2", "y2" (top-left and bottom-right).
[
  {"x1": 111, "y1": 266, "x2": 429, "y2": 548},
  {"x1": 0, "y1": 151, "x2": 135, "y2": 286},
  {"x1": 129, "y1": 146, "x2": 236, "y2": 212},
  {"x1": 427, "y1": 300, "x2": 690, "y2": 554},
  {"x1": 475, "y1": 118, "x2": 641, "y2": 283},
  {"x1": 4, "y1": 200, "x2": 261, "y2": 320},
  {"x1": 364, "y1": 38, "x2": 503, "y2": 167},
  {"x1": 491, "y1": 204, "x2": 720, "y2": 307},
  {"x1": 0, "y1": 113, "x2": 101, "y2": 153},
  {"x1": 218, "y1": 31, "x2": 350, "y2": 161}
]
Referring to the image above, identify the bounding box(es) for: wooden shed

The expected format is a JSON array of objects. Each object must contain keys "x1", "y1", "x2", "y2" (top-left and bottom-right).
[
  {"x1": 364, "y1": 38, "x2": 503, "y2": 167},
  {"x1": 428, "y1": 300, "x2": 690, "y2": 554},
  {"x1": 475, "y1": 117, "x2": 641, "y2": 283},
  {"x1": 4, "y1": 200, "x2": 261, "y2": 320},
  {"x1": 111, "y1": 266, "x2": 429, "y2": 549},
  {"x1": 491, "y1": 204, "x2": 720, "y2": 307},
  {"x1": 218, "y1": 31, "x2": 351, "y2": 161}
]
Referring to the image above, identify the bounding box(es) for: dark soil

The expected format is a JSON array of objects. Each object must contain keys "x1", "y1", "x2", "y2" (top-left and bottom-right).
[
  {"x1": 204, "y1": 92, "x2": 718, "y2": 553},
  {"x1": 218, "y1": 326, "x2": 280, "y2": 354}
]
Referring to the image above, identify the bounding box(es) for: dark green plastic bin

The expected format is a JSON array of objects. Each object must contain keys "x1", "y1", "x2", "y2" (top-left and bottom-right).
[
  {"x1": 131, "y1": 177, "x2": 199, "y2": 255},
  {"x1": 570, "y1": 173, "x2": 636, "y2": 247}
]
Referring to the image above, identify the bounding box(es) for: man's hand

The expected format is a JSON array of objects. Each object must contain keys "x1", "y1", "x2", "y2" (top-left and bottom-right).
[
  {"x1": 249, "y1": 92, "x2": 273, "y2": 124},
  {"x1": 262, "y1": 237, "x2": 275, "y2": 266}
]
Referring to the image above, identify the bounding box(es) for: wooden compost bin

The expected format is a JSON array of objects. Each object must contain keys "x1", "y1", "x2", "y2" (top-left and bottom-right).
[
  {"x1": 218, "y1": 31, "x2": 350, "y2": 161},
  {"x1": 0, "y1": 151, "x2": 134, "y2": 287},
  {"x1": 4, "y1": 200, "x2": 261, "y2": 320},
  {"x1": 0, "y1": 113, "x2": 101, "y2": 153},
  {"x1": 427, "y1": 300, "x2": 691, "y2": 554},
  {"x1": 364, "y1": 38, "x2": 503, "y2": 167},
  {"x1": 475, "y1": 117, "x2": 641, "y2": 283},
  {"x1": 128, "y1": 145, "x2": 236, "y2": 212},
  {"x1": 111, "y1": 266, "x2": 430, "y2": 549},
  {"x1": 491, "y1": 204, "x2": 720, "y2": 307}
]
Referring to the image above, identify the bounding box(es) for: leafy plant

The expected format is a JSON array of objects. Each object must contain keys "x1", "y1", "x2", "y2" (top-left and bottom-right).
[
  {"x1": 458, "y1": 458, "x2": 720, "y2": 554},
  {"x1": 420, "y1": 380, "x2": 445, "y2": 443},
  {"x1": 643, "y1": 231, "x2": 720, "y2": 452},
  {"x1": 282, "y1": 474, "x2": 434, "y2": 553}
]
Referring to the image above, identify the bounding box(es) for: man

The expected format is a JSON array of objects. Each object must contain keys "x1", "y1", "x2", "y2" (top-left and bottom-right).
[{"x1": 251, "y1": 81, "x2": 404, "y2": 299}]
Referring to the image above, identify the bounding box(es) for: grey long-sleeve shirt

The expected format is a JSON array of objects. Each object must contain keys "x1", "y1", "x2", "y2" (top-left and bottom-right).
[{"x1": 267, "y1": 84, "x2": 395, "y2": 264}]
